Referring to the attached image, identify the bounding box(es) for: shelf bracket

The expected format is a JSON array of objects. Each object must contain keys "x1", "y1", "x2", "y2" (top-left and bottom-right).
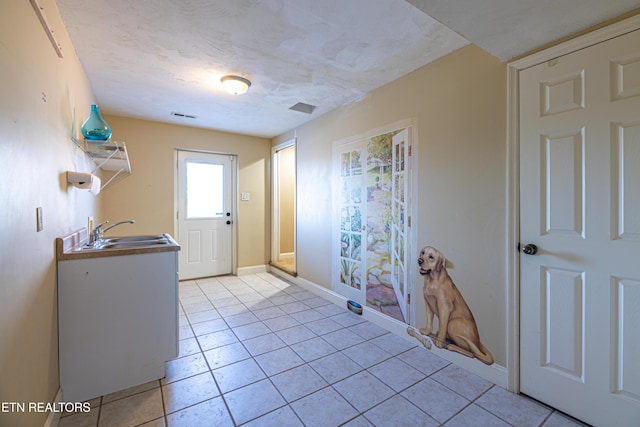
[
  {"x1": 71, "y1": 138, "x2": 131, "y2": 192},
  {"x1": 90, "y1": 142, "x2": 122, "y2": 174},
  {"x1": 100, "y1": 168, "x2": 126, "y2": 191}
]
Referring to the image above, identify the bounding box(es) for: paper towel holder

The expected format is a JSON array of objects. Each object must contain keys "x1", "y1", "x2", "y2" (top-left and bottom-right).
[
  {"x1": 67, "y1": 171, "x2": 91, "y2": 185},
  {"x1": 66, "y1": 171, "x2": 101, "y2": 195}
]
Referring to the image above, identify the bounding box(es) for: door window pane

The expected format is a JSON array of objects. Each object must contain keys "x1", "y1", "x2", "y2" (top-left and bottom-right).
[
  {"x1": 186, "y1": 161, "x2": 224, "y2": 218},
  {"x1": 338, "y1": 147, "x2": 364, "y2": 290}
]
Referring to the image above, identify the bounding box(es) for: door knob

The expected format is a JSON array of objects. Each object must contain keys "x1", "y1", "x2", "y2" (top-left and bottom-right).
[{"x1": 521, "y1": 243, "x2": 538, "y2": 255}]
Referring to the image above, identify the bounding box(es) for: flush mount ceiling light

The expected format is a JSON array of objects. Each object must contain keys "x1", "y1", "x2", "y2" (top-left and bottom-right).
[{"x1": 220, "y1": 75, "x2": 251, "y2": 95}]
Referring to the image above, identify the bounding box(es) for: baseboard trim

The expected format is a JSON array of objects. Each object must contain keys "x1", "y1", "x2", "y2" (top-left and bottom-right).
[
  {"x1": 267, "y1": 268, "x2": 508, "y2": 388},
  {"x1": 269, "y1": 268, "x2": 344, "y2": 304},
  {"x1": 237, "y1": 265, "x2": 269, "y2": 276},
  {"x1": 278, "y1": 252, "x2": 294, "y2": 260},
  {"x1": 43, "y1": 388, "x2": 63, "y2": 427},
  {"x1": 427, "y1": 344, "x2": 508, "y2": 387}
]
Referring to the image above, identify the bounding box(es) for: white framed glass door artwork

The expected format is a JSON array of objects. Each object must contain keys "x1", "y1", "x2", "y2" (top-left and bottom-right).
[{"x1": 333, "y1": 125, "x2": 413, "y2": 323}]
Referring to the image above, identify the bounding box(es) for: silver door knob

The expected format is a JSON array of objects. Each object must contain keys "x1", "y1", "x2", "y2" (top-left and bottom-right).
[{"x1": 522, "y1": 244, "x2": 538, "y2": 255}]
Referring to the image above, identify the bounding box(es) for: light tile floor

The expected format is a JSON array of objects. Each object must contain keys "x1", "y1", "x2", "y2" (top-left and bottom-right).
[{"x1": 59, "y1": 273, "x2": 589, "y2": 427}]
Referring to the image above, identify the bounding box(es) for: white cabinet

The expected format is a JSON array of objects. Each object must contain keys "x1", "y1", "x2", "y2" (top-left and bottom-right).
[{"x1": 58, "y1": 251, "x2": 178, "y2": 402}]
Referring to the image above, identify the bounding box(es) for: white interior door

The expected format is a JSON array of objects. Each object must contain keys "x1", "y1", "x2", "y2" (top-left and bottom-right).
[
  {"x1": 519, "y1": 28, "x2": 640, "y2": 427},
  {"x1": 391, "y1": 128, "x2": 409, "y2": 321},
  {"x1": 177, "y1": 150, "x2": 233, "y2": 280}
]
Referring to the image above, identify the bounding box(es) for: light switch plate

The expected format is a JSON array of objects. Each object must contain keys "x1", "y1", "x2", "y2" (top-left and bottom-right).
[
  {"x1": 241, "y1": 192, "x2": 250, "y2": 201},
  {"x1": 36, "y1": 207, "x2": 43, "y2": 232}
]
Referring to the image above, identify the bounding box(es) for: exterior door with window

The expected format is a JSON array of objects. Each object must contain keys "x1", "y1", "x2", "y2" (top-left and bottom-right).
[
  {"x1": 177, "y1": 151, "x2": 233, "y2": 280},
  {"x1": 519, "y1": 28, "x2": 640, "y2": 426}
]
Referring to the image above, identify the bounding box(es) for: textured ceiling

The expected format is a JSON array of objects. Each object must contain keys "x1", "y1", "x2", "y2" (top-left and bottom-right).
[
  {"x1": 55, "y1": 0, "x2": 639, "y2": 138},
  {"x1": 56, "y1": 0, "x2": 468, "y2": 138},
  {"x1": 406, "y1": 0, "x2": 640, "y2": 61}
]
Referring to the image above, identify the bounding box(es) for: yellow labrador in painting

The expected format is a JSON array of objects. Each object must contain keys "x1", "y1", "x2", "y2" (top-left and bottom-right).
[{"x1": 418, "y1": 246, "x2": 493, "y2": 365}]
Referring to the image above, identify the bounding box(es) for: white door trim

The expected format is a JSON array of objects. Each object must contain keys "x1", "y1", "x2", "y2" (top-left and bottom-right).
[
  {"x1": 173, "y1": 148, "x2": 238, "y2": 278},
  {"x1": 506, "y1": 13, "x2": 640, "y2": 393},
  {"x1": 390, "y1": 128, "x2": 411, "y2": 322},
  {"x1": 271, "y1": 138, "x2": 296, "y2": 270}
]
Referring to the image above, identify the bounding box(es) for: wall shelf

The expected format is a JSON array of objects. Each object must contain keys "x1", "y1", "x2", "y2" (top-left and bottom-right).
[{"x1": 72, "y1": 138, "x2": 131, "y2": 191}]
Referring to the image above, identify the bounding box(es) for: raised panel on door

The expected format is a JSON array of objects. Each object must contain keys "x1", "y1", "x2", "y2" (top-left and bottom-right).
[
  {"x1": 611, "y1": 53, "x2": 640, "y2": 101},
  {"x1": 187, "y1": 230, "x2": 201, "y2": 263},
  {"x1": 540, "y1": 129, "x2": 585, "y2": 237},
  {"x1": 210, "y1": 228, "x2": 219, "y2": 262},
  {"x1": 613, "y1": 122, "x2": 640, "y2": 240},
  {"x1": 613, "y1": 276, "x2": 640, "y2": 401},
  {"x1": 541, "y1": 267, "x2": 585, "y2": 381},
  {"x1": 540, "y1": 70, "x2": 584, "y2": 116}
]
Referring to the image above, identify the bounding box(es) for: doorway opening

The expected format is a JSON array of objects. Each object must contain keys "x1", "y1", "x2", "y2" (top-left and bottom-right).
[{"x1": 271, "y1": 140, "x2": 296, "y2": 276}]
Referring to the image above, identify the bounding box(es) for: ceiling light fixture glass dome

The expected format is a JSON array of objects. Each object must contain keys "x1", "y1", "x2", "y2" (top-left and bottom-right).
[{"x1": 220, "y1": 75, "x2": 251, "y2": 95}]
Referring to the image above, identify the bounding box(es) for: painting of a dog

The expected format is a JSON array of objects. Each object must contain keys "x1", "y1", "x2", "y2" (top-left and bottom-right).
[{"x1": 418, "y1": 246, "x2": 493, "y2": 365}]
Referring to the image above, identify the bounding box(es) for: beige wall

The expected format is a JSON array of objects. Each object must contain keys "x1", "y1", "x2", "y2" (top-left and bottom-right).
[
  {"x1": 278, "y1": 146, "x2": 295, "y2": 254},
  {"x1": 1, "y1": 4, "x2": 506, "y2": 418},
  {"x1": 0, "y1": 1, "x2": 100, "y2": 425},
  {"x1": 274, "y1": 45, "x2": 508, "y2": 366},
  {"x1": 99, "y1": 115, "x2": 271, "y2": 269}
]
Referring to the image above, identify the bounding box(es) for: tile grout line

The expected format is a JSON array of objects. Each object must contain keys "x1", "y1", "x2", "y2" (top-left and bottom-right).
[
  {"x1": 196, "y1": 275, "x2": 317, "y2": 426},
  {"x1": 224, "y1": 275, "x2": 300, "y2": 427},
  {"x1": 184, "y1": 280, "x2": 413, "y2": 425},
  {"x1": 192, "y1": 278, "x2": 241, "y2": 427},
  {"x1": 197, "y1": 276, "x2": 361, "y2": 425},
  {"x1": 200, "y1": 277, "x2": 395, "y2": 424},
  {"x1": 164, "y1": 273, "x2": 570, "y2": 427},
  {"x1": 95, "y1": 397, "x2": 102, "y2": 427},
  {"x1": 220, "y1": 278, "x2": 418, "y2": 422},
  {"x1": 156, "y1": 381, "x2": 167, "y2": 427}
]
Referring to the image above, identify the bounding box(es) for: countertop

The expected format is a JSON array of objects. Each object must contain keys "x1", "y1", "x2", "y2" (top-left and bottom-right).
[{"x1": 56, "y1": 228, "x2": 180, "y2": 260}]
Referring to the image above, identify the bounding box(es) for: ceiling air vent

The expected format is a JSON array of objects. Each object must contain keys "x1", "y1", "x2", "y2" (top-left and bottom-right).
[
  {"x1": 289, "y1": 102, "x2": 316, "y2": 114},
  {"x1": 171, "y1": 112, "x2": 197, "y2": 119}
]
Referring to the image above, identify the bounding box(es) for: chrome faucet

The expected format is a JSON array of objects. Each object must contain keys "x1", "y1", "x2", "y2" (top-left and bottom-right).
[
  {"x1": 90, "y1": 220, "x2": 109, "y2": 244},
  {"x1": 103, "y1": 219, "x2": 135, "y2": 235},
  {"x1": 90, "y1": 219, "x2": 135, "y2": 244}
]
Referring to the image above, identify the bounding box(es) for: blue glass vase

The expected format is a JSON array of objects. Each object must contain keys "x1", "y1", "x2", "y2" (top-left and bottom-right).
[{"x1": 81, "y1": 104, "x2": 112, "y2": 141}]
